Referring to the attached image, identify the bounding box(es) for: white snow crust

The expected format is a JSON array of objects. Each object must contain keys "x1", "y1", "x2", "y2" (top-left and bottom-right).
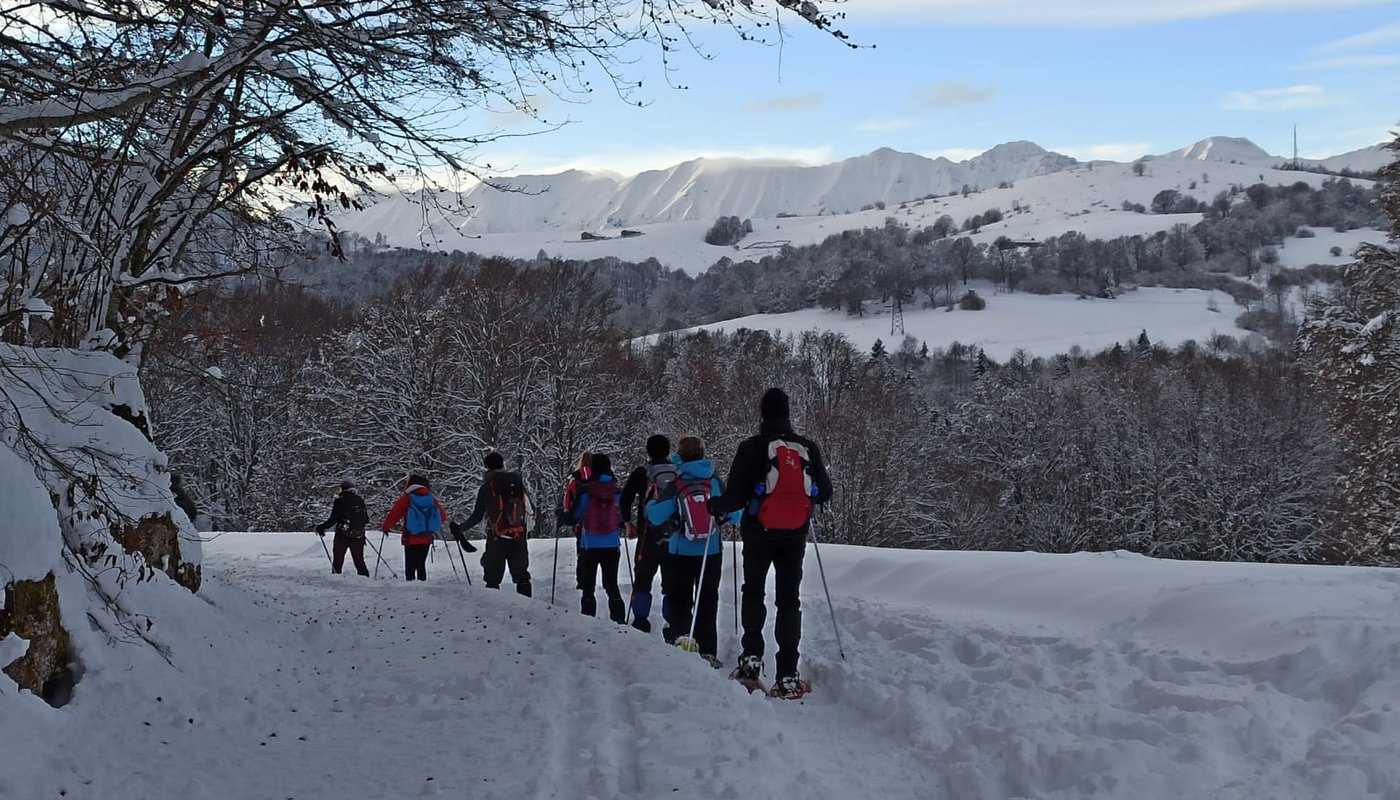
[{"x1": 3, "y1": 533, "x2": 1397, "y2": 799}]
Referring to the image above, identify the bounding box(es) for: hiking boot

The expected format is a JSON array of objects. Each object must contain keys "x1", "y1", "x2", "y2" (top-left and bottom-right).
[
  {"x1": 701, "y1": 654, "x2": 724, "y2": 670},
  {"x1": 674, "y1": 635, "x2": 699, "y2": 653},
  {"x1": 771, "y1": 675, "x2": 811, "y2": 700},
  {"x1": 631, "y1": 617, "x2": 652, "y2": 634},
  {"x1": 662, "y1": 625, "x2": 677, "y2": 645},
  {"x1": 733, "y1": 654, "x2": 763, "y2": 682}
]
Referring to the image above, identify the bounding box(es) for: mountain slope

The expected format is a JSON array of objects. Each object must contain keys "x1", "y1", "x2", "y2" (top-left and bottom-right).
[{"x1": 340, "y1": 142, "x2": 1083, "y2": 238}]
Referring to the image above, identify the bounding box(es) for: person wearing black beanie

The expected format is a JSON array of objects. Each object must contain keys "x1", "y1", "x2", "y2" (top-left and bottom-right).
[
  {"x1": 619, "y1": 434, "x2": 675, "y2": 635},
  {"x1": 708, "y1": 387, "x2": 833, "y2": 699},
  {"x1": 450, "y1": 452, "x2": 537, "y2": 594}
]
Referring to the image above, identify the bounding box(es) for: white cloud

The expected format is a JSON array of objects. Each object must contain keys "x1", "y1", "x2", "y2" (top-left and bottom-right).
[
  {"x1": 850, "y1": 0, "x2": 1388, "y2": 26},
  {"x1": 748, "y1": 93, "x2": 825, "y2": 113},
  {"x1": 859, "y1": 117, "x2": 920, "y2": 132},
  {"x1": 1221, "y1": 84, "x2": 1341, "y2": 111},
  {"x1": 1302, "y1": 54, "x2": 1400, "y2": 69},
  {"x1": 915, "y1": 82, "x2": 997, "y2": 108},
  {"x1": 1317, "y1": 20, "x2": 1400, "y2": 51},
  {"x1": 1052, "y1": 141, "x2": 1155, "y2": 162}
]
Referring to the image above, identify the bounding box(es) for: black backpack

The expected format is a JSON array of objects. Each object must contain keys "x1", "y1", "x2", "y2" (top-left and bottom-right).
[
  {"x1": 488, "y1": 472, "x2": 529, "y2": 539},
  {"x1": 337, "y1": 492, "x2": 369, "y2": 538},
  {"x1": 643, "y1": 462, "x2": 680, "y2": 543}
]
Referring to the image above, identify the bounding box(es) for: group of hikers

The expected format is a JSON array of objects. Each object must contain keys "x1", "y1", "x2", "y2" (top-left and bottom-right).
[{"x1": 313, "y1": 387, "x2": 833, "y2": 699}]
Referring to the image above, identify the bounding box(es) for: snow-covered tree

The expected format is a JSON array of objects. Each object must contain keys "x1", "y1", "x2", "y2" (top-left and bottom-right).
[{"x1": 1299, "y1": 135, "x2": 1400, "y2": 564}]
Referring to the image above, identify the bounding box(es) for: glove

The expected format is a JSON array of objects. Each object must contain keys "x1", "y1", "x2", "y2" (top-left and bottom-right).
[
  {"x1": 449, "y1": 521, "x2": 463, "y2": 539},
  {"x1": 706, "y1": 498, "x2": 724, "y2": 517},
  {"x1": 461, "y1": 540, "x2": 478, "y2": 553},
  {"x1": 315, "y1": 527, "x2": 326, "y2": 536},
  {"x1": 625, "y1": 522, "x2": 637, "y2": 540},
  {"x1": 554, "y1": 508, "x2": 572, "y2": 526}
]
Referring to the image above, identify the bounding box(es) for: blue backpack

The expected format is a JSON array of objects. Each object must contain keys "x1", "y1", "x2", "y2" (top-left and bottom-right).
[{"x1": 405, "y1": 492, "x2": 442, "y2": 535}]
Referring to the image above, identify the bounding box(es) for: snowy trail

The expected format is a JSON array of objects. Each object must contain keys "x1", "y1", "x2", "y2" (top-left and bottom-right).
[{"x1": 5, "y1": 537, "x2": 1400, "y2": 800}]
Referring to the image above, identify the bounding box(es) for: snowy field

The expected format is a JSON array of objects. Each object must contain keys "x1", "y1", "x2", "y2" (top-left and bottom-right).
[
  {"x1": 671, "y1": 286, "x2": 1256, "y2": 360},
  {"x1": 5, "y1": 533, "x2": 1399, "y2": 799}
]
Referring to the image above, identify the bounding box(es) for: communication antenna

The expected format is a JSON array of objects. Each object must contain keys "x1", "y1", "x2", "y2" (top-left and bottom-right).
[{"x1": 1293, "y1": 124, "x2": 1300, "y2": 169}]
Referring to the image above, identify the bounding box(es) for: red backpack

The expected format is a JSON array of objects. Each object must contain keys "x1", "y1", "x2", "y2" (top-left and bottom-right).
[
  {"x1": 758, "y1": 439, "x2": 814, "y2": 531},
  {"x1": 582, "y1": 479, "x2": 620, "y2": 534},
  {"x1": 672, "y1": 477, "x2": 717, "y2": 541}
]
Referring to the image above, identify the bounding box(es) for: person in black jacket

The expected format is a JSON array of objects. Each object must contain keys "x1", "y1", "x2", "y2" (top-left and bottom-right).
[
  {"x1": 619, "y1": 434, "x2": 674, "y2": 635},
  {"x1": 315, "y1": 480, "x2": 371, "y2": 576},
  {"x1": 452, "y1": 452, "x2": 530, "y2": 596},
  {"x1": 708, "y1": 388, "x2": 833, "y2": 697}
]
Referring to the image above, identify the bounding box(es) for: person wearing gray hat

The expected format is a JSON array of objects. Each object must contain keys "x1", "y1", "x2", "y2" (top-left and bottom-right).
[{"x1": 315, "y1": 480, "x2": 371, "y2": 576}]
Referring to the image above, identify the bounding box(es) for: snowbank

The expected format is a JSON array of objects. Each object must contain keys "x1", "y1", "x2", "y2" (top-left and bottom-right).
[{"x1": 5, "y1": 533, "x2": 1395, "y2": 799}]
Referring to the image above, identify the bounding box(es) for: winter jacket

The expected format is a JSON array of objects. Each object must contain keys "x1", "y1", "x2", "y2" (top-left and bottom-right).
[
  {"x1": 381, "y1": 484, "x2": 447, "y2": 546},
  {"x1": 567, "y1": 474, "x2": 621, "y2": 550},
  {"x1": 646, "y1": 458, "x2": 740, "y2": 557},
  {"x1": 456, "y1": 470, "x2": 534, "y2": 537},
  {"x1": 709, "y1": 418, "x2": 833, "y2": 538},
  {"x1": 317, "y1": 489, "x2": 368, "y2": 535}
]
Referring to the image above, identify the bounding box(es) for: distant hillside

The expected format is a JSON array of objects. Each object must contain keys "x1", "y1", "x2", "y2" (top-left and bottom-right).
[
  {"x1": 329, "y1": 136, "x2": 1390, "y2": 271},
  {"x1": 337, "y1": 141, "x2": 1082, "y2": 238}
]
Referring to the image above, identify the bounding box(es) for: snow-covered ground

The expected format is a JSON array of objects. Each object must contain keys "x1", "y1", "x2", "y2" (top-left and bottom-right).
[
  {"x1": 669, "y1": 286, "x2": 1255, "y2": 360},
  {"x1": 6, "y1": 533, "x2": 1399, "y2": 799}
]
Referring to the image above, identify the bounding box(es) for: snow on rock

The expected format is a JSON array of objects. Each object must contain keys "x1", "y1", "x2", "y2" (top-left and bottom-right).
[
  {"x1": 0, "y1": 443, "x2": 63, "y2": 583},
  {"x1": 0, "y1": 344, "x2": 203, "y2": 700},
  {"x1": 6, "y1": 534, "x2": 1396, "y2": 799}
]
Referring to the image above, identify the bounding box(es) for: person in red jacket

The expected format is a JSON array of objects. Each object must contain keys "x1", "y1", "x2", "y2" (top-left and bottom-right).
[{"x1": 380, "y1": 473, "x2": 447, "y2": 581}]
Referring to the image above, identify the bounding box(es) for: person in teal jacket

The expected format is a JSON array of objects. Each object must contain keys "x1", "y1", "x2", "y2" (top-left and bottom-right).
[{"x1": 646, "y1": 436, "x2": 741, "y2": 667}]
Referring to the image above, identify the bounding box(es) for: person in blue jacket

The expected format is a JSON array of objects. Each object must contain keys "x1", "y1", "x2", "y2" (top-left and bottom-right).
[
  {"x1": 647, "y1": 435, "x2": 741, "y2": 668},
  {"x1": 565, "y1": 452, "x2": 626, "y2": 623}
]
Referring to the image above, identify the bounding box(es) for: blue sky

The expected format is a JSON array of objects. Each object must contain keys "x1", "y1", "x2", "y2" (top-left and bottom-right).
[{"x1": 475, "y1": 1, "x2": 1400, "y2": 177}]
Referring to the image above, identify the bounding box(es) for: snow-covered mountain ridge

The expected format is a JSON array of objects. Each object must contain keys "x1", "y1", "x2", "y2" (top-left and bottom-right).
[{"x1": 338, "y1": 136, "x2": 1385, "y2": 242}]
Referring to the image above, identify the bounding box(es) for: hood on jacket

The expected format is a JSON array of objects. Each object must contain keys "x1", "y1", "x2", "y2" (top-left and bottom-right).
[{"x1": 675, "y1": 458, "x2": 716, "y2": 480}]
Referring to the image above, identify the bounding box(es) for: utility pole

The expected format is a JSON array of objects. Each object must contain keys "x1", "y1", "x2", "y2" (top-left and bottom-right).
[{"x1": 1293, "y1": 124, "x2": 1300, "y2": 169}]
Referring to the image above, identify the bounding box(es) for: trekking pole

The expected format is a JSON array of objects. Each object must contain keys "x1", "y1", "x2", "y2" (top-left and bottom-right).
[
  {"x1": 621, "y1": 535, "x2": 635, "y2": 624},
  {"x1": 441, "y1": 535, "x2": 462, "y2": 582},
  {"x1": 731, "y1": 530, "x2": 740, "y2": 636},
  {"x1": 807, "y1": 520, "x2": 846, "y2": 662},
  {"x1": 315, "y1": 531, "x2": 334, "y2": 570},
  {"x1": 368, "y1": 532, "x2": 398, "y2": 579},
  {"x1": 685, "y1": 534, "x2": 713, "y2": 646},
  {"x1": 550, "y1": 523, "x2": 562, "y2": 606},
  {"x1": 455, "y1": 537, "x2": 473, "y2": 586}
]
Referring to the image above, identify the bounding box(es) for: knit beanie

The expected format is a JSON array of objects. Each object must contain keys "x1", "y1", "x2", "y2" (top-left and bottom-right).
[
  {"x1": 484, "y1": 452, "x2": 504, "y2": 470},
  {"x1": 645, "y1": 434, "x2": 671, "y2": 462},
  {"x1": 760, "y1": 387, "x2": 790, "y2": 421}
]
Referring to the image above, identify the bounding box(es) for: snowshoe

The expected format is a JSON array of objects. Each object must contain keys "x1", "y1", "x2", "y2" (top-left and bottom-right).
[
  {"x1": 701, "y1": 654, "x2": 724, "y2": 670},
  {"x1": 769, "y1": 675, "x2": 811, "y2": 701},
  {"x1": 729, "y1": 654, "x2": 766, "y2": 694},
  {"x1": 674, "y1": 635, "x2": 699, "y2": 653}
]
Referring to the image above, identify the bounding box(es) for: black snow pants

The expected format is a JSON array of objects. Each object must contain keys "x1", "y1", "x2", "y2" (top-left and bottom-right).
[
  {"x1": 482, "y1": 537, "x2": 532, "y2": 596},
  {"x1": 740, "y1": 533, "x2": 806, "y2": 678},
  {"x1": 577, "y1": 546, "x2": 625, "y2": 622}
]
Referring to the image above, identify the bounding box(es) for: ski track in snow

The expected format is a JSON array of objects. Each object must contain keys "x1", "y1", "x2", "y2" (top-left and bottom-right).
[{"x1": 6, "y1": 538, "x2": 1400, "y2": 800}]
